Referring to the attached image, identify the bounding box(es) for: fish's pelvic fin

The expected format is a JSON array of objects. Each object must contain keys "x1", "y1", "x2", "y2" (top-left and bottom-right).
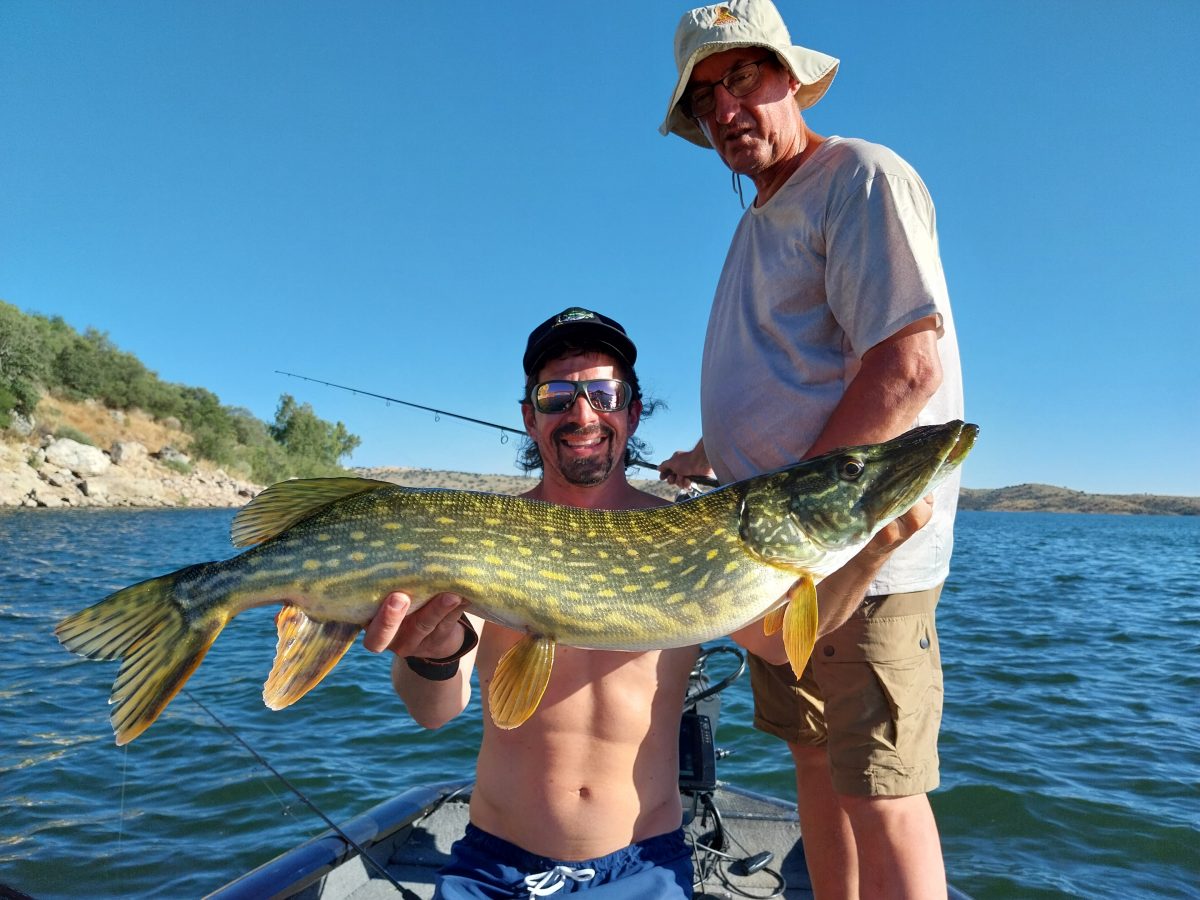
[
  {"x1": 488, "y1": 635, "x2": 555, "y2": 730},
  {"x1": 762, "y1": 606, "x2": 785, "y2": 636},
  {"x1": 231, "y1": 477, "x2": 391, "y2": 547},
  {"x1": 263, "y1": 605, "x2": 362, "y2": 709},
  {"x1": 55, "y1": 566, "x2": 226, "y2": 746},
  {"x1": 783, "y1": 574, "x2": 818, "y2": 678}
]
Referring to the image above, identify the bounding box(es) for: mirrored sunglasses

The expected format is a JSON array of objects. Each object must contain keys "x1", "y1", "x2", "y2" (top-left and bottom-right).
[{"x1": 530, "y1": 379, "x2": 632, "y2": 414}]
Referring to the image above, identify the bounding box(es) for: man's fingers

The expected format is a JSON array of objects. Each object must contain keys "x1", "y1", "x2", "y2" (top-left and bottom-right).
[{"x1": 363, "y1": 592, "x2": 411, "y2": 653}]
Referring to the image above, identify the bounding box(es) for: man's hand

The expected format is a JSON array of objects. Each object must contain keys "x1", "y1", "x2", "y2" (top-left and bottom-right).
[
  {"x1": 659, "y1": 439, "x2": 714, "y2": 489},
  {"x1": 863, "y1": 495, "x2": 934, "y2": 559},
  {"x1": 363, "y1": 591, "x2": 469, "y2": 658}
]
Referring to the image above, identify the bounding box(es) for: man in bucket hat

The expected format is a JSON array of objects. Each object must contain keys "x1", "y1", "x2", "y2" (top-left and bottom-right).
[
  {"x1": 362, "y1": 305, "x2": 933, "y2": 898},
  {"x1": 659, "y1": 2, "x2": 964, "y2": 897}
]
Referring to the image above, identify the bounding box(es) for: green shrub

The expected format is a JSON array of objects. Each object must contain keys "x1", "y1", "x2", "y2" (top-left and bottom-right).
[{"x1": 53, "y1": 425, "x2": 94, "y2": 446}]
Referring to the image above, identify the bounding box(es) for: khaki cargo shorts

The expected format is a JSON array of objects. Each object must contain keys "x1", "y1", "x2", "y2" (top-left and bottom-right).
[{"x1": 749, "y1": 585, "x2": 944, "y2": 798}]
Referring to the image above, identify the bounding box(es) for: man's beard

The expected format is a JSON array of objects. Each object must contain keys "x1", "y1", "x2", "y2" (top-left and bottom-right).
[{"x1": 552, "y1": 424, "x2": 620, "y2": 486}]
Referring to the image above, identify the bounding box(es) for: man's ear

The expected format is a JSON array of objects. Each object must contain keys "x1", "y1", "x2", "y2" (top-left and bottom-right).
[
  {"x1": 627, "y1": 399, "x2": 643, "y2": 434},
  {"x1": 520, "y1": 401, "x2": 537, "y2": 438}
]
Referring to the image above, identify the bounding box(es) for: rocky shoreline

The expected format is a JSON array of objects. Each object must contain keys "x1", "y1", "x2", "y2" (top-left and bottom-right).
[{"x1": 0, "y1": 437, "x2": 261, "y2": 509}]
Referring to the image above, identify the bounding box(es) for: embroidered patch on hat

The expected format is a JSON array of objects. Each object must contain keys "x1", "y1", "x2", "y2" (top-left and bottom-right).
[
  {"x1": 712, "y1": 6, "x2": 738, "y2": 25},
  {"x1": 555, "y1": 308, "x2": 596, "y2": 325}
]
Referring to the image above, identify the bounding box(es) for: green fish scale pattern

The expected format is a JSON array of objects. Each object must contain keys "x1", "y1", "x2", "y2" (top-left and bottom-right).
[{"x1": 204, "y1": 485, "x2": 800, "y2": 651}]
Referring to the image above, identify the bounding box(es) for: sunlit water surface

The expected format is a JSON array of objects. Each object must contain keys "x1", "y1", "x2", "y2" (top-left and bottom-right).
[{"x1": 1, "y1": 508, "x2": 1196, "y2": 898}]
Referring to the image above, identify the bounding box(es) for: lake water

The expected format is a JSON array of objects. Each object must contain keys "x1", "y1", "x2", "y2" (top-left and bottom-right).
[{"x1": 1, "y1": 508, "x2": 1197, "y2": 898}]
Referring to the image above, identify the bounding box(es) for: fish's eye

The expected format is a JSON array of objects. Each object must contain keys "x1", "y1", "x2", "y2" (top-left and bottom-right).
[{"x1": 839, "y1": 458, "x2": 866, "y2": 480}]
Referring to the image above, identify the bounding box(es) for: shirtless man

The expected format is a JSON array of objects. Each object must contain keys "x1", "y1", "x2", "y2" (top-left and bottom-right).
[{"x1": 362, "y1": 306, "x2": 930, "y2": 897}]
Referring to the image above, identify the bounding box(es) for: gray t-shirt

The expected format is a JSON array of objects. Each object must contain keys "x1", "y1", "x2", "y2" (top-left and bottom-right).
[{"x1": 700, "y1": 136, "x2": 964, "y2": 594}]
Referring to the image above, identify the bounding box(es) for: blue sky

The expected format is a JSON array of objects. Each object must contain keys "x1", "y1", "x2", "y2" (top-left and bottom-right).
[{"x1": 2, "y1": 1, "x2": 1197, "y2": 495}]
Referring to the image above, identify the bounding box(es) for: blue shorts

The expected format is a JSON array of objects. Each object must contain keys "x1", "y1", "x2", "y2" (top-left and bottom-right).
[{"x1": 436, "y1": 823, "x2": 693, "y2": 898}]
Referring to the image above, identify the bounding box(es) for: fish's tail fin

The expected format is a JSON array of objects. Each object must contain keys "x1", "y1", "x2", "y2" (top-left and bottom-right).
[{"x1": 55, "y1": 564, "x2": 227, "y2": 745}]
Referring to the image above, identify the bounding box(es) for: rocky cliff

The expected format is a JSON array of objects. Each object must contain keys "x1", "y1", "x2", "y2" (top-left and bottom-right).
[{"x1": 0, "y1": 437, "x2": 260, "y2": 508}]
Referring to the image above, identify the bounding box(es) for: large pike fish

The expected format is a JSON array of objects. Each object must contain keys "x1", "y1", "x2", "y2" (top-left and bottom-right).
[{"x1": 56, "y1": 420, "x2": 976, "y2": 745}]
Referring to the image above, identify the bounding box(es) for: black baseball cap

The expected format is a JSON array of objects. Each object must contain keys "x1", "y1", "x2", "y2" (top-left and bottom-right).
[{"x1": 522, "y1": 307, "x2": 638, "y2": 376}]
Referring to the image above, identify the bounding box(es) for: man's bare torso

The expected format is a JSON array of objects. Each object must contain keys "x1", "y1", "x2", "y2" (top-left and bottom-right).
[{"x1": 470, "y1": 624, "x2": 699, "y2": 859}]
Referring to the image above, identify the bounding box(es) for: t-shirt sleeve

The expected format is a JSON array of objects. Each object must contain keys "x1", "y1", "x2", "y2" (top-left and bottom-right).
[{"x1": 824, "y1": 166, "x2": 945, "y2": 358}]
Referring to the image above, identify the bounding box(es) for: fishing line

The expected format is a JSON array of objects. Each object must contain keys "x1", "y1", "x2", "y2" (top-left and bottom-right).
[
  {"x1": 276, "y1": 369, "x2": 720, "y2": 488},
  {"x1": 182, "y1": 689, "x2": 406, "y2": 893}
]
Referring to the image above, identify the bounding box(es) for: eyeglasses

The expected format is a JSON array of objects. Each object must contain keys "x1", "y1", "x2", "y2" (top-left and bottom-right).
[
  {"x1": 683, "y1": 56, "x2": 776, "y2": 119},
  {"x1": 529, "y1": 379, "x2": 632, "y2": 414}
]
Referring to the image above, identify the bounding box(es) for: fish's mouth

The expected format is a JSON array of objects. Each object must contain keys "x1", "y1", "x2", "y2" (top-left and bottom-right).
[{"x1": 860, "y1": 420, "x2": 978, "y2": 524}]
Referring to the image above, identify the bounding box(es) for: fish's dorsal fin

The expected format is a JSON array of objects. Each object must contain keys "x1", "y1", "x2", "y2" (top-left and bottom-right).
[
  {"x1": 783, "y1": 574, "x2": 818, "y2": 677},
  {"x1": 488, "y1": 635, "x2": 555, "y2": 730},
  {"x1": 231, "y1": 477, "x2": 390, "y2": 547},
  {"x1": 262, "y1": 604, "x2": 362, "y2": 709}
]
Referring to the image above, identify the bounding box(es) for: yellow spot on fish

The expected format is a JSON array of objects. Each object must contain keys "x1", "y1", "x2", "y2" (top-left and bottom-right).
[
  {"x1": 612, "y1": 566, "x2": 628, "y2": 575},
  {"x1": 316, "y1": 534, "x2": 331, "y2": 542},
  {"x1": 622, "y1": 584, "x2": 640, "y2": 593},
  {"x1": 485, "y1": 555, "x2": 503, "y2": 566},
  {"x1": 303, "y1": 560, "x2": 320, "y2": 571},
  {"x1": 669, "y1": 556, "x2": 683, "y2": 565},
  {"x1": 725, "y1": 560, "x2": 739, "y2": 574},
  {"x1": 440, "y1": 536, "x2": 458, "y2": 544},
  {"x1": 598, "y1": 550, "x2": 610, "y2": 559},
  {"x1": 550, "y1": 536, "x2": 564, "y2": 546},
  {"x1": 482, "y1": 539, "x2": 496, "y2": 548},
  {"x1": 326, "y1": 559, "x2": 340, "y2": 568},
  {"x1": 437, "y1": 516, "x2": 455, "y2": 525},
  {"x1": 497, "y1": 570, "x2": 517, "y2": 581},
  {"x1": 350, "y1": 531, "x2": 366, "y2": 541},
  {"x1": 370, "y1": 540, "x2": 385, "y2": 548},
  {"x1": 667, "y1": 592, "x2": 686, "y2": 604},
  {"x1": 639, "y1": 565, "x2": 655, "y2": 574},
  {"x1": 485, "y1": 518, "x2": 502, "y2": 526},
  {"x1": 422, "y1": 564, "x2": 450, "y2": 575},
  {"x1": 395, "y1": 543, "x2": 418, "y2": 552},
  {"x1": 598, "y1": 589, "x2": 616, "y2": 598},
  {"x1": 695, "y1": 572, "x2": 711, "y2": 590},
  {"x1": 463, "y1": 566, "x2": 485, "y2": 577},
  {"x1": 653, "y1": 580, "x2": 671, "y2": 590},
  {"x1": 564, "y1": 590, "x2": 582, "y2": 601},
  {"x1": 350, "y1": 552, "x2": 366, "y2": 562},
  {"x1": 707, "y1": 549, "x2": 719, "y2": 561},
  {"x1": 589, "y1": 573, "x2": 607, "y2": 583},
  {"x1": 385, "y1": 523, "x2": 401, "y2": 530},
  {"x1": 518, "y1": 546, "x2": 532, "y2": 557},
  {"x1": 539, "y1": 570, "x2": 569, "y2": 582}
]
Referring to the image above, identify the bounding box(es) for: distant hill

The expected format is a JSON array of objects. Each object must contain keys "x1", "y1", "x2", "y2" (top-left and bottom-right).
[
  {"x1": 356, "y1": 468, "x2": 1198, "y2": 516},
  {"x1": 959, "y1": 484, "x2": 1199, "y2": 516}
]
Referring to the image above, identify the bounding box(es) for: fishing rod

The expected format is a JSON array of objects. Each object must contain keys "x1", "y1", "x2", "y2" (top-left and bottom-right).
[
  {"x1": 276, "y1": 369, "x2": 719, "y2": 488},
  {"x1": 183, "y1": 689, "x2": 410, "y2": 894}
]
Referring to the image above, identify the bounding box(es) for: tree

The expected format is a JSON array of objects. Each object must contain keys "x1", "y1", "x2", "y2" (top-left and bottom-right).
[{"x1": 269, "y1": 394, "x2": 361, "y2": 466}]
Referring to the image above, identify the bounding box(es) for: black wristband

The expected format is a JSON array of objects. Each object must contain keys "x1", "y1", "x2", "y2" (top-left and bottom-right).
[
  {"x1": 403, "y1": 655, "x2": 460, "y2": 681},
  {"x1": 403, "y1": 614, "x2": 478, "y2": 681}
]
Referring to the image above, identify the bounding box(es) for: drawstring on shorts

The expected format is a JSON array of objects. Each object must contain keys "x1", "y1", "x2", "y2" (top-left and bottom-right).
[{"x1": 523, "y1": 864, "x2": 597, "y2": 896}]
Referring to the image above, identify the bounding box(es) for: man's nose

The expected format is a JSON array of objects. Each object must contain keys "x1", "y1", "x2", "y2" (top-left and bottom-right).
[
  {"x1": 713, "y1": 83, "x2": 741, "y2": 122},
  {"x1": 565, "y1": 392, "x2": 600, "y2": 423}
]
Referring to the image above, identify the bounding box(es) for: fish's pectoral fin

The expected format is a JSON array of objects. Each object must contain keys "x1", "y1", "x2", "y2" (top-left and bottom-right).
[
  {"x1": 262, "y1": 604, "x2": 362, "y2": 710},
  {"x1": 762, "y1": 606, "x2": 785, "y2": 636},
  {"x1": 231, "y1": 476, "x2": 392, "y2": 547},
  {"x1": 783, "y1": 574, "x2": 818, "y2": 678},
  {"x1": 488, "y1": 635, "x2": 555, "y2": 730}
]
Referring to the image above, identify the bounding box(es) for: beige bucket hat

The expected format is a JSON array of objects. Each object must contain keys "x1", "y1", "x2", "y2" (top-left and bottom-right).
[{"x1": 660, "y1": 0, "x2": 839, "y2": 148}]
